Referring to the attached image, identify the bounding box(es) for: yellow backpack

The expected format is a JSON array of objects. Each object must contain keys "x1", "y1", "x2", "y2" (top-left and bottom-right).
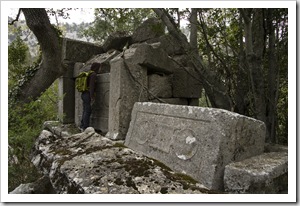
[{"x1": 75, "y1": 71, "x2": 94, "y2": 92}]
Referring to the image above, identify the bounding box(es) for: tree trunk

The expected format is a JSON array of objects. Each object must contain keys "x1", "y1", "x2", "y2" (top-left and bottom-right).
[
  {"x1": 153, "y1": 8, "x2": 233, "y2": 111},
  {"x1": 266, "y1": 8, "x2": 278, "y2": 143},
  {"x1": 189, "y1": 8, "x2": 198, "y2": 53},
  {"x1": 17, "y1": 8, "x2": 65, "y2": 103},
  {"x1": 234, "y1": 13, "x2": 250, "y2": 115},
  {"x1": 240, "y1": 8, "x2": 268, "y2": 140}
]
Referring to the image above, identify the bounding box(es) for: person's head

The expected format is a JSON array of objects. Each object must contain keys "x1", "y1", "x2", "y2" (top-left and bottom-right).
[{"x1": 91, "y1": 62, "x2": 101, "y2": 73}]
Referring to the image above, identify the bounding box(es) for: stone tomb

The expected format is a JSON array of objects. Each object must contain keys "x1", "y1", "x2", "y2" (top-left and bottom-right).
[{"x1": 125, "y1": 102, "x2": 266, "y2": 190}]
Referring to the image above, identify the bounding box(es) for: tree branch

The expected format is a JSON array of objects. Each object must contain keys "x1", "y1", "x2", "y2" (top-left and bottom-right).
[
  {"x1": 153, "y1": 8, "x2": 233, "y2": 110},
  {"x1": 15, "y1": 8, "x2": 65, "y2": 103},
  {"x1": 8, "y1": 9, "x2": 22, "y2": 25}
]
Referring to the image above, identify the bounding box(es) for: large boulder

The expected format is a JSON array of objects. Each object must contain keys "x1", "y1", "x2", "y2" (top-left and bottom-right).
[{"x1": 31, "y1": 122, "x2": 215, "y2": 194}]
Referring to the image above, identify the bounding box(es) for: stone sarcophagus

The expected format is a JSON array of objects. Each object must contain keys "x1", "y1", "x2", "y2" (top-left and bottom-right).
[{"x1": 125, "y1": 102, "x2": 266, "y2": 191}]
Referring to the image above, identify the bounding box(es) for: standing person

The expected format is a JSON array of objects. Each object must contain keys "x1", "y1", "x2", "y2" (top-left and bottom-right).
[{"x1": 80, "y1": 62, "x2": 101, "y2": 131}]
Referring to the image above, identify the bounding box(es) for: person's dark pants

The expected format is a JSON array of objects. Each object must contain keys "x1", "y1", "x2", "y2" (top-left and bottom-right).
[{"x1": 81, "y1": 91, "x2": 91, "y2": 130}]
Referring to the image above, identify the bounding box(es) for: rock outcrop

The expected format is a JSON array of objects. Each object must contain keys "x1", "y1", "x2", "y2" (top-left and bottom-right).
[{"x1": 29, "y1": 121, "x2": 218, "y2": 194}]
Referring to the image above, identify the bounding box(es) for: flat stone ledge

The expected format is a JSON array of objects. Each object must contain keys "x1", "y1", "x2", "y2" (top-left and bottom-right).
[{"x1": 224, "y1": 152, "x2": 288, "y2": 194}]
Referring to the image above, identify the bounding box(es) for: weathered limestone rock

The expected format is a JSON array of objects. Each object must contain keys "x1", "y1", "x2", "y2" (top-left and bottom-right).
[
  {"x1": 31, "y1": 123, "x2": 215, "y2": 194},
  {"x1": 148, "y1": 74, "x2": 172, "y2": 100},
  {"x1": 124, "y1": 43, "x2": 176, "y2": 74},
  {"x1": 102, "y1": 31, "x2": 131, "y2": 52},
  {"x1": 172, "y1": 66, "x2": 202, "y2": 98},
  {"x1": 106, "y1": 57, "x2": 148, "y2": 140},
  {"x1": 125, "y1": 102, "x2": 266, "y2": 190},
  {"x1": 224, "y1": 152, "x2": 288, "y2": 194},
  {"x1": 62, "y1": 38, "x2": 103, "y2": 63},
  {"x1": 131, "y1": 18, "x2": 165, "y2": 44}
]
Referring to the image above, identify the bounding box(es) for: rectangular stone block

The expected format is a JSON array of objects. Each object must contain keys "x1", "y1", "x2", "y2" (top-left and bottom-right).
[
  {"x1": 58, "y1": 65, "x2": 75, "y2": 124},
  {"x1": 82, "y1": 50, "x2": 121, "y2": 74},
  {"x1": 73, "y1": 62, "x2": 84, "y2": 78},
  {"x1": 224, "y1": 152, "x2": 288, "y2": 194},
  {"x1": 172, "y1": 66, "x2": 202, "y2": 98},
  {"x1": 74, "y1": 86, "x2": 82, "y2": 127},
  {"x1": 148, "y1": 74, "x2": 172, "y2": 100},
  {"x1": 62, "y1": 38, "x2": 104, "y2": 63},
  {"x1": 90, "y1": 73, "x2": 110, "y2": 133},
  {"x1": 124, "y1": 43, "x2": 176, "y2": 74},
  {"x1": 106, "y1": 57, "x2": 148, "y2": 140},
  {"x1": 125, "y1": 102, "x2": 266, "y2": 190}
]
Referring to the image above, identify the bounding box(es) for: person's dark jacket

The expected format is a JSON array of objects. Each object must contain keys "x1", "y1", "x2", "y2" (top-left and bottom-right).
[{"x1": 87, "y1": 71, "x2": 97, "y2": 98}]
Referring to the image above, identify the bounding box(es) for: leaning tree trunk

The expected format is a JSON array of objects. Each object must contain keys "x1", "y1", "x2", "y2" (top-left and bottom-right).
[
  {"x1": 17, "y1": 8, "x2": 65, "y2": 103},
  {"x1": 153, "y1": 8, "x2": 233, "y2": 111}
]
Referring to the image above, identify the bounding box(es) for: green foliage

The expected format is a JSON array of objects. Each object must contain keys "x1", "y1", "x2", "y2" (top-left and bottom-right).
[
  {"x1": 79, "y1": 8, "x2": 156, "y2": 43},
  {"x1": 8, "y1": 32, "x2": 59, "y2": 191},
  {"x1": 196, "y1": 8, "x2": 288, "y2": 144},
  {"x1": 8, "y1": 35, "x2": 32, "y2": 89},
  {"x1": 8, "y1": 82, "x2": 59, "y2": 192}
]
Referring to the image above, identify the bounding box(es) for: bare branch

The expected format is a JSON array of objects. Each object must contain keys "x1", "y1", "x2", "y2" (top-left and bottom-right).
[{"x1": 8, "y1": 9, "x2": 22, "y2": 25}]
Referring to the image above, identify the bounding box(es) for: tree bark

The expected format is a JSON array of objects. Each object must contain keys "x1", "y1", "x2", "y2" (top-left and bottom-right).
[
  {"x1": 234, "y1": 13, "x2": 250, "y2": 115},
  {"x1": 240, "y1": 8, "x2": 268, "y2": 139},
  {"x1": 266, "y1": 8, "x2": 278, "y2": 143},
  {"x1": 153, "y1": 8, "x2": 233, "y2": 111},
  {"x1": 189, "y1": 8, "x2": 198, "y2": 53},
  {"x1": 17, "y1": 8, "x2": 65, "y2": 103}
]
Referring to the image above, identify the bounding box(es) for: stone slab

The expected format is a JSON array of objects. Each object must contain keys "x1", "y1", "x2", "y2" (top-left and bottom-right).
[
  {"x1": 106, "y1": 57, "x2": 148, "y2": 140},
  {"x1": 147, "y1": 34, "x2": 185, "y2": 56},
  {"x1": 62, "y1": 38, "x2": 103, "y2": 63},
  {"x1": 90, "y1": 73, "x2": 110, "y2": 133},
  {"x1": 125, "y1": 102, "x2": 266, "y2": 190},
  {"x1": 224, "y1": 152, "x2": 288, "y2": 194},
  {"x1": 82, "y1": 50, "x2": 121, "y2": 74},
  {"x1": 131, "y1": 18, "x2": 165, "y2": 44},
  {"x1": 124, "y1": 43, "x2": 176, "y2": 74},
  {"x1": 58, "y1": 64, "x2": 75, "y2": 124},
  {"x1": 148, "y1": 74, "x2": 172, "y2": 100},
  {"x1": 102, "y1": 32, "x2": 130, "y2": 52}
]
